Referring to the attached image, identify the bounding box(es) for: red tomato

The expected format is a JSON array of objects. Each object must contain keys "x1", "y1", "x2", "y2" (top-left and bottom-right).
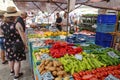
[
  {"x1": 114, "y1": 66, "x2": 118, "y2": 70},
  {"x1": 107, "y1": 71, "x2": 112, "y2": 74},
  {"x1": 75, "y1": 77, "x2": 82, "y2": 80},
  {"x1": 79, "y1": 72, "x2": 84, "y2": 77},
  {"x1": 82, "y1": 74, "x2": 94, "y2": 80},
  {"x1": 101, "y1": 77, "x2": 105, "y2": 80},
  {"x1": 73, "y1": 73, "x2": 80, "y2": 77},
  {"x1": 91, "y1": 70, "x2": 97, "y2": 74},
  {"x1": 84, "y1": 71, "x2": 92, "y2": 75},
  {"x1": 103, "y1": 72, "x2": 108, "y2": 76},
  {"x1": 96, "y1": 68, "x2": 101, "y2": 72},
  {"x1": 96, "y1": 73, "x2": 101, "y2": 78},
  {"x1": 89, "y1": 77, "x2": 99, "y2": 80}
]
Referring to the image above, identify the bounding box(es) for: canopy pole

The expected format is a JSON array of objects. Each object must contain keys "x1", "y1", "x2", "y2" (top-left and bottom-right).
[
  {"x1": 112, "y1": 11, "x2": 119, "y2": 48},
  {"x1": 48, "y1": 4, "x2": 62, "y2": 17},
  {"x1": 32, "y1": 2, "x2": 47, "y2": 17},
  {"x1": 54, "y1": 2, "x2": 65, "y2": 11},
  {"x1": 67, "y1": 0, "x2": 70, "y2": 34}
]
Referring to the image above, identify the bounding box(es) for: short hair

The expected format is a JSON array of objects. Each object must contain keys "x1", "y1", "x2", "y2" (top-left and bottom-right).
[
  {"x1": 0, "y1": 15, "x2": 3, "y2": 18},
  {"x1": 20, "y1": 11, "x2": 27, "y2": 16},
  {"x1": 56, "y1": 13, "x2": 59, "y2": 15}
]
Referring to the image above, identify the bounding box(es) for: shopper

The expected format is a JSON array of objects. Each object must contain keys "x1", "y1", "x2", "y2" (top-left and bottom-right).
[
  {"x1": 55, "y1": 13, "x2": 62, "y2": 31},
  {"x1": 0, "y1": 10, "x2": 7, "y2": 64},
  {"x1": 16, "y1": 11, "x2": 27, "y2": 32},
  {"x1": 62, "y1": 12, "x2": 70, "y2": 32},
  {"x1": 1, "y1": 6, "x2": 27, "y2": 80}
]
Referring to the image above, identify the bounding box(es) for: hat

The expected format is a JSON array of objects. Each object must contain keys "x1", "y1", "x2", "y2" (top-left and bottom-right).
[
  {"x1": 0, "y1": 10, "x2": 6, "y2": 16},
  {"x1": 4, "y1": 6, "x2": 20, "y2": 17}
]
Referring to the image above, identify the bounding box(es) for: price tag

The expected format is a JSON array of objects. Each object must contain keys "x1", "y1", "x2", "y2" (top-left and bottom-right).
[
  {"x1": 75, "y1": 54, "x2": 83, "y2": 60},
  {"x1": 107, "y1": 51, "x2": 119, "y2": 58},
  {"x1": 105, "y1": 74, "x2": 119, "y2": 80}
]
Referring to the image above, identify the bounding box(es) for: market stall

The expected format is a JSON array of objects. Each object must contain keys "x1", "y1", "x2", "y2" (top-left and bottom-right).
[
  {"x1": 27, "y1": 29, "x2": 120, "y2": 80},
  {"x1": 13, "y1": 0, "x2": 120, "y2": 80}
]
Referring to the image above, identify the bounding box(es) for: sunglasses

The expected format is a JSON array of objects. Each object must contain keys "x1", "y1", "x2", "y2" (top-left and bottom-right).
[{"x1": 6, "y1": 16, "x2": 15, "y2": 18}]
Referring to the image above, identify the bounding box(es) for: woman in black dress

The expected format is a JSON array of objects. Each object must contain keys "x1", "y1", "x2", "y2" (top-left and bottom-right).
[{"x1": 1, "y1": 6, "x2": 27, "y2": 80}]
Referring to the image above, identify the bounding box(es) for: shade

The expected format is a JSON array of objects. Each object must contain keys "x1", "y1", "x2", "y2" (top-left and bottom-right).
[
  {"x1": 83, "y1": 0, "x2": 120, "y2": 11},
  {"x1": 13, "y1": 0, "x2": 67, "y2": 13},
  {"x1": 13, "y1": 0, "x2": 120, "y2": 11}
]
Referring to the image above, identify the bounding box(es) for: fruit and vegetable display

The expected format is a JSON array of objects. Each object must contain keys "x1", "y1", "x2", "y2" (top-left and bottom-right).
[
  {"x1": 58, "y1": 53, "x2": 105, "y2": 74},
  {"x1": 37, "y1": 59, "x2": 71, "y2": 80},
  {"x1": 34, "y1": 48, "x2": 50, "y2": 60},
  {"x1": 50, "y1": 42, "x2": 83, "y2": 58},
  {"x1": 66, "y1": 33, "x2": 95, "y2": 44},
  {"x1": 81, "y1": 44, "x2": 102, "y2": 50},
  {"x1": 28, "y1": 31, "x2": 67, "y2": 38},
  {"x1": 28, "y1": 30, "x2": 120, "y2": 80},
  {"x1": 44, "y1": 39, "x2": 55, "y2": 45},
  {"x1": 73, "y1": 64, "x2": 120, "y2": 80}
]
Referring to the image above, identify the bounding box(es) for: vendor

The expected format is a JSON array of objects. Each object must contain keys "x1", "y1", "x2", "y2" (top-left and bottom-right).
[
  {"x1": 62, "y1": 12, "x2": 70, "y2": 31},
  {"x1": 62, "y1": 12, "x2": 70, "y2": 32},
  {"x1": 55, "y1": 13, "x2": 62, "y2": 31}
]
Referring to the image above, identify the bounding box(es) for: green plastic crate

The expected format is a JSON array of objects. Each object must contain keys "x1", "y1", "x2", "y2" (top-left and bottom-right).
[{"x1": 32, "y1": 52, "x2": 41, "y2": 69}]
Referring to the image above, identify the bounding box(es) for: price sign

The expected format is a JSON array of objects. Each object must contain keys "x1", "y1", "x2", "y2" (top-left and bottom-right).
[{"x1": 107, "y1": 51, "x2": 119, "y2": 58}]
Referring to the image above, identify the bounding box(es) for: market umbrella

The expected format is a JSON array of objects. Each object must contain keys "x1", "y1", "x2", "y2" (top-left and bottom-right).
[
  {"x1": 12, "y1": 0, "x2": 102, "y2": 12},
  {"x1": 13, "y1": 0, "x2": 67, "y2": 13},
  {"x1": 82, "y1": 0, "x2": 120, "y2": 11}
]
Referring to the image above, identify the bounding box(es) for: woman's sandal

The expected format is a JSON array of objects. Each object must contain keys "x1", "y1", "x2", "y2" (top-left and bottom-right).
[
  {"x1": 14, "y1": 72, "x2": 23, "y2": 80},
  {"x1": 2, "y1": 60, "x2": 8, "y2": 64},
  {"x1": 10, "y1": 71, "x2": 14, "y2": 76}
]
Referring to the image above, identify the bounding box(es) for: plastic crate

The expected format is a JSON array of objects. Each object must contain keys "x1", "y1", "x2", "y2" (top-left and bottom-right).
[
  {"x1": 96, "y1": 24, "x2": 113, "y2": 32},
  {"x1": 95, "y1": 40, "x2": 112, "y2": 47},
  {"x1": 102, "y1": 33, "x2": 113, "y2": 41},
  {"x1": 36, "y1": 69, "x2": 42, "y2": 80},
  {"x1": 101, "y1": 24, "x2": 115, "y2": 32},
  {"x1": 101, "y1": 41, "x2": 112, "y2": 47},
  {"x1": 95, "y1": 40, "x2": 101, "y2": 46},
  {"x1": 96, "y1": 24, "x2": 115, "y2": 33},
  {"x1": 95, "y1": 32, "x2": 102, "y2": 41},
  {"x1": 28, "y1": 42, "x2": 33, "y2": 69},
  {"x1": 73, "y1": 34, "x2": 88, "y2": 39},
  {"x1": 96, "y1": 25, "x2": 101, "y2": 32},
  {"x1": 35, "y1": 75, "x2": 39, "y2": 80},
  {"x1": 32, "y1": 52, "x2": 41, "y2": 69},
  {"x1": 36, "y1": 67, "x2": 74, "y2": 80},
  {"x1": 87, "y1": 36, "x2": 95, "y2": 41},
  {"x1": 95, "y1": 32, "x2": 113, "y2": 41},
  {"x1": 97, "y1": 15, "x2": 117, "y2": 24}
]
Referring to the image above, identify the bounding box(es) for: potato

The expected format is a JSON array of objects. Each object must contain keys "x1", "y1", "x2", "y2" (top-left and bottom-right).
[
  {"x1": 53, "y1": 60, "x2": 59, "y2": 67},
  {"x1": 59, "y1": 66, "x2": 64, "y2": 70},
  {"x1": 41, "y1": 70, "x2": 47, "y2": 75},
  {"x1": 48, "y1": 67, "x2": 56, "y2": 71},
  {"x1": 57, "y1": 71, "x2": 66, "y2": 76},
  {"x1": 56, "y1": 67, "x2": 62, "y2": 71},
  {"x1": 55, "y1": 77, "x2": 62, "y2": 80},
  {"x1": 45, "y1": 66, "x2": 49, "y2": 70},
  {"x1": 57, "y1": 62, "x2": 62, "y2": 66},
  {"x1": 47, "y1": 62, "x2": 53, "y2": 67},
  {"x1": 41, "y1": 60, "x2": 46, "y2": 64},
  {"x1": 53, "y1": 61, "x2": 57, "y2": 67},
  {"x1": 39, "y1": 65, "x2": 45, "y2": 73},
  {"x1": 44, "y1": 59, "x2": 50, "y2": 65},
  {"x1": 63, "y1": 72, "x2": 68, "y2": 77},
  {"x1": 37, "y1": 65, "x2": 40, "y2": 69},
  {"x1": 52, "y1": 71, "x2": 57, "y2": 76},
  {"x1": 39, "y1": 62, "x2": 44, "y2": 68}
]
